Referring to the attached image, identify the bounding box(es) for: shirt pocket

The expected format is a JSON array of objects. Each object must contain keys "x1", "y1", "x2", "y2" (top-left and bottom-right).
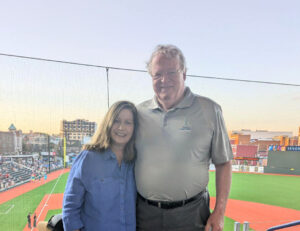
[
  {"x1": 89, "y1": 177, "x2": 120, "y2": 207},
  {"x1": 98, "y1": 176, "x2": 116, "y2": 184}
]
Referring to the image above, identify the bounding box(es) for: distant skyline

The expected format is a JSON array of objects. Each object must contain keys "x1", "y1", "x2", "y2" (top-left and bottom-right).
[
  {"x1": 1, "y1": 1, "x2": 299, "y2": 135},
  {"x1": 1, "y1": 115, "x2": 299, "y2": 137},
  {"x1": 2, "y1": 119, "x2": 300, "y2": 138}
]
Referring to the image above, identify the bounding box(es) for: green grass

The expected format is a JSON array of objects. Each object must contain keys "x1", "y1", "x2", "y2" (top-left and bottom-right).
[
  {"x1": 0, "y1": 172, "x2": 69, "y2": 231},
  {"x1": 43, "y1": 210, "x2": 244, "y2": 231},
  {"x1": 0, "y1": 171, "x2": 299, "y2": 231},
  {"x1": 209, "y1": 172, "x2": 300, "y2": 230},
  {"x1": 208, "y1": 172, "x2": 300, "y2": 210},
  {"x1": 44, "y1": 210, "x2": 246, "y2": 231}
]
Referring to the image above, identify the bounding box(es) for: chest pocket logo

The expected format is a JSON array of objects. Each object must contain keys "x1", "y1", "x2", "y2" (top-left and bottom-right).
[{"x1": 180, "y1": 118, "x2": 191, "y2": 131}]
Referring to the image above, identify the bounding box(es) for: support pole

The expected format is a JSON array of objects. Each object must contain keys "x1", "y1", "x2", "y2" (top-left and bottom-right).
[
  {"x1": 48, "y1": 135, "x2": 50, "y2": 173},
  {"x1": 234, "y1": 222, "x2": 240, "y2": 231},
  {"x1": 106, "y1": 67, "x2": 110, "y2": 109},
  {"x1": 243, "y1": 221, "x2": 249, "y2": 231},
  {"x1": 63, "y1": 136, "x2": 66, "y2": 168}
]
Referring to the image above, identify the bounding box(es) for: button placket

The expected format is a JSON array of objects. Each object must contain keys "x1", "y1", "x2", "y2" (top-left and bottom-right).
[
  {"x1": 120, "y1": 162, "x2": 127, "y2": 225},
  {"x1": 162, "y1": 112, "x2": 169, "y2": 127}
]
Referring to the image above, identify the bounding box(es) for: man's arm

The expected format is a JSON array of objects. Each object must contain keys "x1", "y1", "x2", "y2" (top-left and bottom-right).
[{"x1": 205, "y1": 161, "x2": 232, "y2": 231}]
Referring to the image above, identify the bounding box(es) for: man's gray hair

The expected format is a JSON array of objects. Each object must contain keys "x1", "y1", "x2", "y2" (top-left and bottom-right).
[{"x1": 146, "y1": 44, "x2": 187, "y2": 75}]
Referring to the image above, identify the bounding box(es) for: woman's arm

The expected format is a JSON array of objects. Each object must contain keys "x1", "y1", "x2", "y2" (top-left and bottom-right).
[{"x1": 62, "y1": 151, "x2": 87, "y2": 231}]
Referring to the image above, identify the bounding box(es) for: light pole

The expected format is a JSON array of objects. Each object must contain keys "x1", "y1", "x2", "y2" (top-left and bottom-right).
[{"x1": 47, "y1": 134, "x2": 50, "y2": 173}]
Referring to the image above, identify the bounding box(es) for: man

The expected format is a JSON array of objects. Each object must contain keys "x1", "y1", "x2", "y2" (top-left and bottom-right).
[
  {"x1": 33, "y1": 213, "x2": 37, "y2": 228},
  {"x1": 27, "y1": 212, "x2": 31, "y2": 229},
  {"x1": 135, "y1": 45, "x2": 233, "y2": 231}
]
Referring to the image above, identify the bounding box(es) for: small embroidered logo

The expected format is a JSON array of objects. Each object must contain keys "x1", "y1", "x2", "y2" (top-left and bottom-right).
[{"x1": 180, "y1": 118, "x2": 191, "y2": 131}]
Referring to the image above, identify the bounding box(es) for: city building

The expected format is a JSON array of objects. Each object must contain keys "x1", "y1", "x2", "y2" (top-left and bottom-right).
[
  {"x1": 22, "y1": 132, "x2": 62, "y2": 155},
  {"x1": 230, "y1": 129, "x2": 293, "y2": 140},
  {"x1": 230, "y1": 133, "x2": 251, "y2": 145},
  {"x1": 0, "y1": 131, "x2": 14, "y2": 154},
  {"x1": 22, "y1": 131, "x2": 48, "y2": 153},
  {"x1": 60, "y1": 119, "x2": 96, "y2": 142},
  {"x1": 254, "y1": 139, "x2": 280, "y2": 156},
  {"x1": 230, "y1": 129, "x2": 296, "y2": 156},
  {"x1": 290, "y1": 136, "x2": 298, "y2": 146},
  {"x1": 0, "y1": 124, "x2": 22, "y2": 154}
]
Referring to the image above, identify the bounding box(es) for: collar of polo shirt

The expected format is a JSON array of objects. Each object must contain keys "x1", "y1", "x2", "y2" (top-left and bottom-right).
[{"x1": 150, "y1": 87, "x2": 194, "y2": 111}]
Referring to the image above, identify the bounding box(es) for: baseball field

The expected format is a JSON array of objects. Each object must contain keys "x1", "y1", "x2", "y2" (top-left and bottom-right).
[{"x1": 0, "y1": 169, "x2": 299, "y2": 231}]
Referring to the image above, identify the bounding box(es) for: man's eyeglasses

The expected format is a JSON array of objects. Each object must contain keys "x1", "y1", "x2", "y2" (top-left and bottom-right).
[{"x1": 152, "y1": 70, "x2": 181, "y2": 80}]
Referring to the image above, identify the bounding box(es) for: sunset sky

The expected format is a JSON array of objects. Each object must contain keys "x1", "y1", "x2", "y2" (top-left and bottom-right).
[{"x1": 1, "y1": 0, "x2": 299, "y2": 135}]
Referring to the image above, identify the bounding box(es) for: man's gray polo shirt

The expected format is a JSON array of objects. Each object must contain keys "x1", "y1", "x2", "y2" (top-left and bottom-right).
[{"x1": 135, "y1": 87, "x2": 233, "y2": 201}]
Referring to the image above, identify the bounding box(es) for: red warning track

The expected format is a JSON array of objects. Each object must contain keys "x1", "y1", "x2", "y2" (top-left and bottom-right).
[
  {"x1": 0, "y1": 168, "x2": 69, "y2": 205},
  {"x1": 23, "y1": 193, "x2": 63, "y2": 231},
  {"x1": 22, "y1": 194, "x2": 300, "y2": 231},
  {"x1": 210, "y1": 197, "x2": 300, "y2": 231},
  {"x1": 2, "y1": 169, "x2": 300, "y2": 231}
]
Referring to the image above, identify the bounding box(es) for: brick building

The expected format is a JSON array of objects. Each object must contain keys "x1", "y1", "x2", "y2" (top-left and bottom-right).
[
  {"x1": 230, "y1": 129, "x2": 295, "y2": 156},
  {"x1": 60, "y1": 119, "x2": 96, "y2": 142},
  {"x1": 0, "y1": 124, "x2": 22, "y2": 154}
]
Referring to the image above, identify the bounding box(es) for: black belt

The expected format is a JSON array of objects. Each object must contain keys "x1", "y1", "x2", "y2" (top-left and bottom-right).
[{"x1": 138, "y1": 191, "x2": 206, "y2": 209}]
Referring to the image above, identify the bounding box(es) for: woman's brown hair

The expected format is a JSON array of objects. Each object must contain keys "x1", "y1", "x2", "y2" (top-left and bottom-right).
[{"x1": 84, "y1": 101, "x2": 138, "y2": 162}]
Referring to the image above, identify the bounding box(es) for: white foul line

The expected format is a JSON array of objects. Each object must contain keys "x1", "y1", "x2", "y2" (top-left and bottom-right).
[
  {"x1": 0, "y1": 204, "x2": 15, "y2": 214},
  {"x1": 30, "y1": 169, "x2": 65, "y2": 231}
]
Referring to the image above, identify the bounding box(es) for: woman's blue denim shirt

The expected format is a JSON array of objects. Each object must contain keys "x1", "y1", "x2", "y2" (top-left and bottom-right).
[{"x1": 63, "y1": 150, "x2": 136, "y2": 231}]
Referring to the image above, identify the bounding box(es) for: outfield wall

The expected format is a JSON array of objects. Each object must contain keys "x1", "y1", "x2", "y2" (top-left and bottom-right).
[{"x1": 264, "y1": 151, "x2": 300, "y2": 175}]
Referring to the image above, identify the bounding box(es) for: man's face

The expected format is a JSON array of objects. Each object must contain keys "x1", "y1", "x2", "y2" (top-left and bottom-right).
[{"x1": 151, "y1": 54, "x2": 186, "y2": 110}]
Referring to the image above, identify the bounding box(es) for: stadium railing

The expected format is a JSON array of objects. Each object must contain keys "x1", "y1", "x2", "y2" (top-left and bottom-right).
[{"x1": 267, "y1": 220, "x2": 300, "y2": 231}]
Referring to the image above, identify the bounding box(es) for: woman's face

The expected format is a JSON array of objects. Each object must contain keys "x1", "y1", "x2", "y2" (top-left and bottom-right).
[{"x1": 110, "y1": 108, "x2": 134, "y2": 148}]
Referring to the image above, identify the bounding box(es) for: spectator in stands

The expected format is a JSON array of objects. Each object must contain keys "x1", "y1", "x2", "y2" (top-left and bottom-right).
[
  {"x1": 63, "y1": 101, "x2": 138, "y2": 231},
  {"x1": 31, "y1": 173, "x2": 35, "y2": 182}
]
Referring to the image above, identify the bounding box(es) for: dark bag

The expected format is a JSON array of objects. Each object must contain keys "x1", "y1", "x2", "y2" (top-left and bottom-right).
[{"x1": 47, "y1": 214, "x2": 64, "y2": 231}]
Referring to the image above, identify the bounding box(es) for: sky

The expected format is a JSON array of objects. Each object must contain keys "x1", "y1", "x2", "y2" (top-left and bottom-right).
[{"x1": 0, "y1": 0, "x2": 299, "y2": 135}]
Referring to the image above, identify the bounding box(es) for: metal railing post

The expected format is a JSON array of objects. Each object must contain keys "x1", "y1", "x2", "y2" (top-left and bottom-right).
[
  {"x1": 267, "y1": 220, "x2": 300, "y2": 230},
  {"x1": 234, "y1": 222, "x2": 240, "y2": 231},
  {"x1": 243, "y1": 221, "x2": 249, "y2": 231}
]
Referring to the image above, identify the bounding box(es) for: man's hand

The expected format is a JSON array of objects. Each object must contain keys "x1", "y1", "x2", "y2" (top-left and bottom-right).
[
  {"x1": 205, "y1": 161, "x2": 232, "y2": 231},
  {"x1": 205, "y1": 210, "x2": 224, "y2": 231}
]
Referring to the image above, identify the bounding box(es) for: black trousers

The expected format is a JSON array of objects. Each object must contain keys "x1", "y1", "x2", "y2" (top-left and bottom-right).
[{"x1": 136, "y1": 191, "x2": 211, "y2": 231}]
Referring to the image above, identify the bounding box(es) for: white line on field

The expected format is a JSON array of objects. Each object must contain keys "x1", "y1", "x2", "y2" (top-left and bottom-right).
[
  {"x1": 0, "y1": 204, "x2": 15, "y2": 214},
  {"x1": 30, "y1": 169, "x2": 65, "y2": 231},
  {"x1": 5, "y1": 204, "x2": 15, "y2": 214}
]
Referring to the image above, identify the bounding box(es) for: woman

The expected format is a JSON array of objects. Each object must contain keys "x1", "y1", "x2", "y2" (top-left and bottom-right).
[{"x1": 63, "y1": 101, "x2": 138, "y2": 231}]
